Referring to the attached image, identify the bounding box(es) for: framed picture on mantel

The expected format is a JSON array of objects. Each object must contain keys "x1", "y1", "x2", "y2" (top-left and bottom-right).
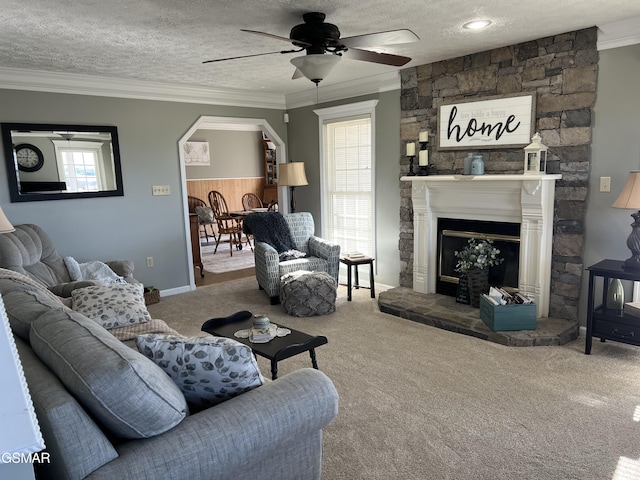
[{"x1": 437, "y1": 93, "x2": 535, "y2": 150}]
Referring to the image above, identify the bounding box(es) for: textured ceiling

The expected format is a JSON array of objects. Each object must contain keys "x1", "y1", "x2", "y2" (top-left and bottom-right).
[{"x1": 1, "y1": 0, "x2": 640, "y2": 97}]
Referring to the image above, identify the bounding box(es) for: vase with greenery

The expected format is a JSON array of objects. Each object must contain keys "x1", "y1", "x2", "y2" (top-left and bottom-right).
[{"x1": 454, "y1": 238, "x2": 504, "y2": 307}]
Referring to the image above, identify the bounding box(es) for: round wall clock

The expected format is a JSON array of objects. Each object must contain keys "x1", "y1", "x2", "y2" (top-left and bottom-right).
[{"x1": 15, "y1": 143, "x2": 44, "y2": 172}]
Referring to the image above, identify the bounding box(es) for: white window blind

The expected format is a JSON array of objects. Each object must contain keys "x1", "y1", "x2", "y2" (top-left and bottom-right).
[{"x1": 324, "y1": 116, "x2": 374, "y2": 256}]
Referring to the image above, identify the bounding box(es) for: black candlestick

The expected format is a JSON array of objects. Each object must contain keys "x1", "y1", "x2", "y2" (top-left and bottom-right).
[
  {"x1": 417, "y1": 141, "x2": 429, "y2": 176},
  {"x1": 407, "y1": 155, "x2": 416, "y2": 176}
]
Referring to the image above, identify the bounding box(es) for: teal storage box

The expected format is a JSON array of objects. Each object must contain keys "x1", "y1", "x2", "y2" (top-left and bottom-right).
[{"x1": 479, "y1": 295, "x2": 537, "y2": 331}]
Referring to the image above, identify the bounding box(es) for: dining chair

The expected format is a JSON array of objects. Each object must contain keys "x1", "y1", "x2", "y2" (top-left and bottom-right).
[
  {"x1": 188, "y1": 195, "x2": 216, "y2": 243},
  {"x1": 242, "y1": 192, "x2": 264, "y2": 211},
  {"x1": 208, "y1": 190, "x2": 247, "y2": 256}
]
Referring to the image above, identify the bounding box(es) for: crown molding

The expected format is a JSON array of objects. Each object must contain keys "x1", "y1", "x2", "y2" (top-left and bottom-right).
[
  {"x1": 0, "y1": 66, "x2": 400, "y2": 111},
  {"x1": 284, "y1": 71, "x2": 401, "y2": 109},
  {"x1": 0, "y1": 67, "x2": 286, "y2": 110},
  {"x1": 597, "y1": 16, "x2": 640, "y2": 50}
]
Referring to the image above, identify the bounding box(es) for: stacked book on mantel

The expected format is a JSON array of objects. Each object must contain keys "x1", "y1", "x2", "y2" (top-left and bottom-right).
[{"x1": 623, "y1": 302, "x2": 640, "y2": 318}]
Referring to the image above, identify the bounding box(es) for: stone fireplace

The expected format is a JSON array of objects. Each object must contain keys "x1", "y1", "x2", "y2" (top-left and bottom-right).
[{"x1": 404, "y1": 174, "x2": 561, "y2": 318}]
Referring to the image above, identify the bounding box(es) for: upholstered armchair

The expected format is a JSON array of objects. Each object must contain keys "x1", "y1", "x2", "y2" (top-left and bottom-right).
[{"x1": 252, "y1": 212, "x2": 340, "y2": 304}]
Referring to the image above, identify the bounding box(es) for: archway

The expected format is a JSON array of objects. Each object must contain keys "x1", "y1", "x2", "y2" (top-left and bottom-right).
[{"x1": 178, "y1": 116, "x2": 287, "y2": 289}]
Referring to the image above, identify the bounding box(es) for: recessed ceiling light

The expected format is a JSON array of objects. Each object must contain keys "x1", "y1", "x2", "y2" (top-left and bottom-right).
[{"x1": 463, "y1": 20, "x2": 492, "y2": 30}]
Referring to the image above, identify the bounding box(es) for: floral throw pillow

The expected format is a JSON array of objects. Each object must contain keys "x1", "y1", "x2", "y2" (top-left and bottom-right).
[
  {"x1": 71, "y1": 283, "x2": 151, "y2": 330},
  {"x1": 135, "y1": 334, "x2": 265, "y2": 410}
]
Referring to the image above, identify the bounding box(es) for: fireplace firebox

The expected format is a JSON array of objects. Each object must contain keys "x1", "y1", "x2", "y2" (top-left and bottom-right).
[{"x1": 436, "y1": 218, "x2": 520, "y2": 297}]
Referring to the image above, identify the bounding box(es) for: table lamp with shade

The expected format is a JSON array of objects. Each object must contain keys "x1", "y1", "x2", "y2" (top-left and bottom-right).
[
  {"x1": 278, "y1": 162, "x2": 308, "y2": 213},
  {"x1": 612, "y1": 171, "x2": 640, "y2": 270},
  {"x1": 0, "y1": 207, "x2": 46, "y2": 478}
]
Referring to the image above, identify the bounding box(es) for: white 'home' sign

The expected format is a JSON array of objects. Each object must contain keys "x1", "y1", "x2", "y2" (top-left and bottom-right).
[{"x1": 438, "y1": 94, "x2": 534, "y2": 149}]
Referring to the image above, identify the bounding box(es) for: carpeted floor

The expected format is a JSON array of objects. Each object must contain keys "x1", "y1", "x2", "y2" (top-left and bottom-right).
[{"x1": 147, "y1": 277, "x2": 640, "y2": 480}]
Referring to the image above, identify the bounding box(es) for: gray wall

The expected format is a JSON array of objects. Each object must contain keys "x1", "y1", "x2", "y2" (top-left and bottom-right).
[
  {"x1": 0, "y1": 89, "x2": 286, "y2": 291},
  {"x1": 186, "y1": 130, "x2": 263, "y2": 179},
  {"x1": 287, "y1": 90, "x2": 402, "y2": 287},
  {"x1": 582, "y1": 43, "x2": 640, "y2": 318}
]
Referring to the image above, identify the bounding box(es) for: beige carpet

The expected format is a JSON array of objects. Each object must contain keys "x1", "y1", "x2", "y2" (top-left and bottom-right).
[
  {"x1": 200, "y1": 237, "x2": 254, "y2": 274},
  {"x1": 147, "y1": 278, "x2": 640, "y2": 480}
]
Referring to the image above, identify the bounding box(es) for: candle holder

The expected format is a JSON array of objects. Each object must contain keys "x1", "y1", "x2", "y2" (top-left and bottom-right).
[
  {"x1": 417, "y1": 140, "x2": 429, "y2": 175},
  {"x1": 407, "y1": 155, "x2": 416, "y2": 176}
]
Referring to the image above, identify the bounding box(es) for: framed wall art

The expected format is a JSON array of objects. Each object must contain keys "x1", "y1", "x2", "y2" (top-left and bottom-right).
[
  {"x1": 183, "y1": 141, "x2": 210, "y2": 166},
  {"x1": 437, "y1": 93, "x2": 535, "y2": 150}
]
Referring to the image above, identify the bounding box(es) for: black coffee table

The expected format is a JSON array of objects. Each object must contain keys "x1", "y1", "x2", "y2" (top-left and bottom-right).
[{"x1": 201, "y1": 312, "x2": 328, "y2": 380}]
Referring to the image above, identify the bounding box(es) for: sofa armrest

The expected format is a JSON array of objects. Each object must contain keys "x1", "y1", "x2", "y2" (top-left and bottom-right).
[
  {"x1": 104, "y1": 260, "x2": 136, "y2": 279},
  {"x1": 48, "y1": 280, "x2": 100, "y2": 298},
  {"x1": 89, "y1": 368, "x2": 339, "y2": 480}
]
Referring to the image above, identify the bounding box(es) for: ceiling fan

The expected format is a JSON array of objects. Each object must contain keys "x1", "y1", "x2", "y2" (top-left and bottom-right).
[{"x1": 203, "y1": 12, "x2": 419, "y2": 84}]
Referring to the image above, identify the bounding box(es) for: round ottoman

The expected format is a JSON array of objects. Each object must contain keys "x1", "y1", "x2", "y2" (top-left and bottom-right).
[{"x1": 280, "y1": 270, "x2": 337, "y2": 317}]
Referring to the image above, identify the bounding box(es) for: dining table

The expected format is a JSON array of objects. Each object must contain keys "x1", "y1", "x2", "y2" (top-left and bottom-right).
[{"x1": 228, "y1": 208, "x2": 268, "y2": 249}]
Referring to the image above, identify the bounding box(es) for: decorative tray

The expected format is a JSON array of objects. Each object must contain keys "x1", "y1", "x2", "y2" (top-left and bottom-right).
[{"x1": 234, "y1": 324, "x2": 291, "y2": 343}]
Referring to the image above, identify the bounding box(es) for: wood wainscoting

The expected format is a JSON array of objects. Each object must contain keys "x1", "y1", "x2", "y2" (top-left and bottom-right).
[{"x1": 187, "y1": 177, "x2": 264, "y2": 211}]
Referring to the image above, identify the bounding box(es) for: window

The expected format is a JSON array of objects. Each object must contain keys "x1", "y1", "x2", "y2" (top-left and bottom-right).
[
  {"x1": 53, "y1": 140, "x2": 106, "y2": 192},
  {"x1": 315, "y1": 100, "x2": 378, "y2": 259}
]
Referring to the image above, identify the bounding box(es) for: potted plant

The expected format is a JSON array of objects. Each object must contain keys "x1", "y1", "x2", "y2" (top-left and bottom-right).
[{"x1": 454, "y1": 238, "x2": 503, "y2": 307}]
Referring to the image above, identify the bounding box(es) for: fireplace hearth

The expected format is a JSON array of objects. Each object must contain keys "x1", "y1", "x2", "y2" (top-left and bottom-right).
[{"x1": 378, "y1": 287, "x2": 579, "y2": 346}]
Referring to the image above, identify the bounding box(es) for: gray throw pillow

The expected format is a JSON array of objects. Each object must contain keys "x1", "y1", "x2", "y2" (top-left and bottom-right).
[
  {"x1": 29, "y1": 310, "x2": 188, "y2": 439},
  {"x1": 195, "y1": 205, "x2": 214, "y2": 222}
]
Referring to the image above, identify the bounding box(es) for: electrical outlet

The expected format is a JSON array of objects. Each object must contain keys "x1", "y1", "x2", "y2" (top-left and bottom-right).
[
  {"x1": 600, "y1": 176, "x2": 611, "y2": 193},
  {"x1": 152, "y1": 185, "x2": 171, "y2": 196},
  {"x1": 146, "y1": 256, "x2": 154, "y2": 267}
]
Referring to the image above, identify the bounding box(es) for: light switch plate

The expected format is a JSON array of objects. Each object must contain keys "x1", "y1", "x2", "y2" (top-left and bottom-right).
[
  {"x1": 600, "y1": 177, "x2": 611, "y2": 193},
  {"x1": 152, "y1": 185, "x2": 170, "y2": 196}
]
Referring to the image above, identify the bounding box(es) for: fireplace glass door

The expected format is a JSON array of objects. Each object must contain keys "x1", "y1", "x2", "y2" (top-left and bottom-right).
[{"x1": 436, "y1": 218, "x2": 520, "y2": 297}]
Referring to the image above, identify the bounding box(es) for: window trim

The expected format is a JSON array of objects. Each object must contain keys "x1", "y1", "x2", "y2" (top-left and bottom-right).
[
  {"x1": 52, "y1": 140, "x2": 106, "y2": 192},
  {"x1": 314, "y1": 99, "x2": 378, "y2": 251}
]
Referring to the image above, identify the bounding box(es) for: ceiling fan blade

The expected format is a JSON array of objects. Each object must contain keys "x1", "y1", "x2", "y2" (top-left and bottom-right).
[
  {"x1": 342, "y1": 47, "x2": 412, "y2": 67},
  {"x1": 202, "y1": 50, "x2": 284, "y2": 64},
  {"x1": 241, "y1": 29, "x2": 311, "y2": 47},
  {"x1": 339, "y1": 29, "x2": 419, "y2": 49}
]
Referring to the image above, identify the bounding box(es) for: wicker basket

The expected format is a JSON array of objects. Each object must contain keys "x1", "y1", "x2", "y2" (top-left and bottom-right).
[{"x1": 144, "y1": 288, "x2": 160, "y2": 305}]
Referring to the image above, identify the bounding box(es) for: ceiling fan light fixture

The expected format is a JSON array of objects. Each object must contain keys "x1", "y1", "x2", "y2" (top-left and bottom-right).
[
  {"x1": 463, "y1": 19, "x2": 492, "y2": 30},
  {"x1": 290, "y1": 54, "x2": 341, "y2": 84}
]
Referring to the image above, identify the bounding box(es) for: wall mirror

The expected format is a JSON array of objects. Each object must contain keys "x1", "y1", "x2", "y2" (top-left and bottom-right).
[{"x1": 1, "y1": 123, "x2": 124, "y2": 202}]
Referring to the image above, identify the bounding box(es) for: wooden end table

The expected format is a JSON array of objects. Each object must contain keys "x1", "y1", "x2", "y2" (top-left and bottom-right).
[
  {"x1": 585, "y1": 259, "x2": 640, "y2": 354},
  {"x1": 202, "y1": 314, "x2": 327, "y2": 380},
  {"x1": 340, "y1": 256, "x2": 375, "y2": 301}
]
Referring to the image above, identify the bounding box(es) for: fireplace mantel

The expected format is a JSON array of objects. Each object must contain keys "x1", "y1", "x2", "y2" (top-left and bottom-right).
[{"x1": 402, "y1": 174, "x2": 561, "y2": 318}]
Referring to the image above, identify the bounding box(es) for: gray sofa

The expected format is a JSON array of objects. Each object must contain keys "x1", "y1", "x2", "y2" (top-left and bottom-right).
[
  {"x1": 0, "y1": 224, "x2": 139, "y2": 297},
  {"x1": 0, "y1": 227, "x2": 339, "y2": 480}
]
